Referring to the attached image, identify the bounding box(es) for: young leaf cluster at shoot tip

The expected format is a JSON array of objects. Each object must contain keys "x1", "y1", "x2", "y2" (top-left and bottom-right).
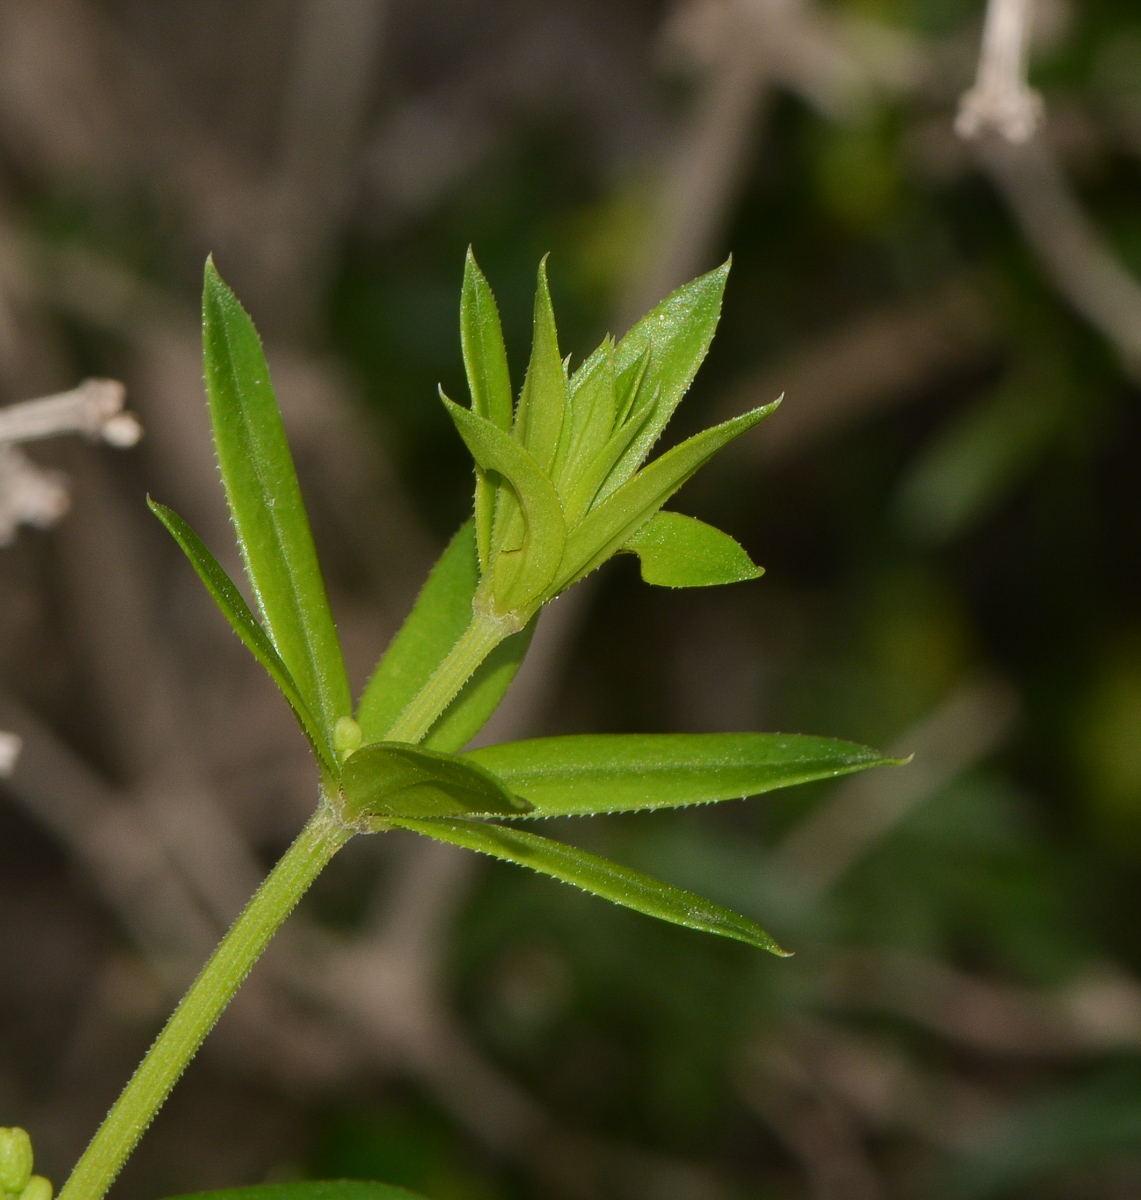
[
  {"x1": 145, "y1": 253, "x2": 899, "y2": 957},
  {"x1": 445, "y1": 249, "x2": 779, "y2": 628}
]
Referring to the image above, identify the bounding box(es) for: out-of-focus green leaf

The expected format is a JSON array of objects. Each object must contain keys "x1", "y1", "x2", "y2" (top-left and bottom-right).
[
  {"x1": 390, "y1": 816, "x2": 787, "y2": 953},
  {"x1": 440, "y1": 396, "x2": 566, "y2": 611},
  {"x1": 162, "y1": 1182, "x2": 426, "y2": 1200},
  {"x1": 555, "y1": 401, "x2": 779, "y2": 590},
  {"x1": 895, "y1": 355, "x2": 1070, "y2": 544},
  {"x1": 624, "y1": 511, "x2": 762, "y2": 587},
  {"x1": 513, "y1": 256, "x2": 567, "y2": 475},
  {"x1": 357, "y1": 521, "x2": 535, "y2": 750},
  {"x1": 460, "y1": 249, "x2": 513, "y2": 569},
  {"x1": 341, "y1": 742, "x2": 532, "y2": 822},
  {"x1": 601, "y1": 262, "x2": 730, "y2": 496},
  {"x1": 466, "y1": 732, "x2": 896, "y2": 817},
  {"x1": 149, "y1": 499, "x2": 335, "y2": 773},
  {"x1": 202, "y1": 259, "x2": 351, "y2": 748}
]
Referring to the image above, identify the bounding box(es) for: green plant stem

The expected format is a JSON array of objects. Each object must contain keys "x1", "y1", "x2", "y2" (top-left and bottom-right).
[
  {"x1": 385, "y1": 610, "x2": 512, "y2": 743},
  {"x1": 57, "y1": 802, "x2": 354, "y2": 1200}
]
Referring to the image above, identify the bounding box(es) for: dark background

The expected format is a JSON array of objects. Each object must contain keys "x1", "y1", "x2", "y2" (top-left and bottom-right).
[{"x1": 2, "y1": 1, "x2": 1141, "y2": 1197}]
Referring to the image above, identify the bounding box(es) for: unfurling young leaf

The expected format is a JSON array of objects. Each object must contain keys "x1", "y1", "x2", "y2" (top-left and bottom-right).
[{"x1": 340, "y1": 742, "x2": 532, "y2": 823}]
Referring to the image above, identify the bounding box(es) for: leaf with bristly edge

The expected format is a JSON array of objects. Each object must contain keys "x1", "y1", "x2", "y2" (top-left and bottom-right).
[
  {"x1": 341, "y1": 742, "x2": 532, "y2": 822},
  {"x1": 202, "y1": 259, "x2": 351, "y2": 752},
  {"x1": 624, "y1": 511, "x2": 762, "y2": 588},
  {"x1": 149, "y1": 498, "x2": 336, "y2": 774},
  {"x1": 466, "y1": 732, "x2": 901, "y2": 818},
  {"x1": 391, "y1": 816, "x2": 788, "y2": 953}
]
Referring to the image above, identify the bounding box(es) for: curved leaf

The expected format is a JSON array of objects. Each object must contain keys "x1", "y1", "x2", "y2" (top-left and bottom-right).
[
  {"x1": 556, "y1": 401, "x2": 779, "y2": 591},
  {"x1": 202, "y1": 260, "x2": 351, "y2": 747},
  {"x1": 162, "y1": 1182, "x2": 426, "y2": 1200},
  {"x1": 466, "y1": 732, "x2": 899, "y2": 817},
  {"x1": 624, "y1": 511, "x2": 762, "y2": 588},
  {"x1": 149, "y1": 499, "x2": 335, "y2": 773},
  {"x1": 393, "y1": 816, "x2": 787, "y2": 953},
  {"x1": 341, "y1": 742, "x2": 532, "y2": 822},
  {"x1": 440, "y1": 395, "x2": 566, "y2": 610}
]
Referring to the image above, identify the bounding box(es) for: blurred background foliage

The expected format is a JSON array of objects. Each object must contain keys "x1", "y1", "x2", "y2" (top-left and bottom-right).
[{"x1": 2, "y1": 0, "x2": 1141, "y2": 1197}]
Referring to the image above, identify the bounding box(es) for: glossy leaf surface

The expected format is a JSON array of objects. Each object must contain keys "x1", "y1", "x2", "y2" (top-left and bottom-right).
[
  {"x1": 163, "y1": 1182, "x2": 425, "y2": 1200},
  {"x1": 149, "y1": 499, "x2": 334, "y2": 772},
  {"x1": 440, "y1": 396, "x2": 566, "y2": 611},
  {"x1": 393, "y1": 816, "x2": 786, "y2": 952},
  {"x1": 460, "y1": 250, "x2": 513, "y2": 568},
  {"x1": 602, "y1": 262, "x2": 730, "y2": 496},
  {"x1": 202, "y1": 260, "x2": 351, "y2": 747},
  {"x1": 556, "y1": 401, "x2": 779, "y2": 590},
  {"x1": 341, "y1": 742, "x2": 532, "y2": 822},
  {"x1": 624, "y1": 511, "x2": 762, "y2": 587},
  {"x1": 466, "y1": 732, "x2": 897, "y2": 817}
]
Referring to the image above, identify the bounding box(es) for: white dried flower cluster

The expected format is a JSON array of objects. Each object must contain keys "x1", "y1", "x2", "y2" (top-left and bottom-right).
[
  {"x1": 956, "y1": 0, "x2": 1043, "y2": 143},
  {"x1": 0, "y1": 377, "x2": 140, "y2": 776}
]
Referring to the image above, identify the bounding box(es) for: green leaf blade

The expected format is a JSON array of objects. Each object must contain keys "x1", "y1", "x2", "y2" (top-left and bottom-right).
[
  {"x1": 149, "y1": 498, "x2": 335, "y2": 773},
  {"x1": 461, "y1": 249, "x2": 514, "y2": 569},
  {"x1": 341, "y1": 742, "x2": 532, "y2": 821},
  {"x1": 162, "y1": 1182, "x2": 427, "y2": 1200},
  {"x1": 202, "y1": 259, "x2": 351, "y2": 748},
  {"x1": 625, "y1": 511, "x2": 762, "y2": 587},
  {"x1": 392, "y1": 816, "x2": 787, "y2": 953},
  {"x1": 603, "y1": 261, "x2": 730, "y2": 496},
  {"x1": 556, "y1": 401, "x2": 779, "y2": 591},
  {"x1": 440, "y1": 395, "x2": 566, "y2": 611},
  {"x1": 513, "y1": 256, "x2": 567, "y2": 475},
  {"x1": 465, "y1": 732, "x2": 899, "y2": 817}
]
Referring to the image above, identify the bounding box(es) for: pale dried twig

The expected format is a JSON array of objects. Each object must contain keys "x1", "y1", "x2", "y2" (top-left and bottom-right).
[{"x1": 956, "y1": 0, "x2": 1042, "y2": 143}]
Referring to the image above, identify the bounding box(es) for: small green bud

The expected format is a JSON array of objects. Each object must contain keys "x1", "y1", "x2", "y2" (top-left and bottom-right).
[
  {"x1": 333, "y1": 716, "x2": 362, "y2": 761},
  {"x1": 19, "y1": 1177, "x2": 51, "y2": 1200},
  {"x1": 0, "y1": 1129, "x2": 33, "y2": 1194}
]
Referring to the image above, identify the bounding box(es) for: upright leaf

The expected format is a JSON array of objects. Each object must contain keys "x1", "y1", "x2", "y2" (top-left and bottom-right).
[
  {"x1": 163, "y1": 1182, "x2": 427, "y2": 1200},
  {"x1": 341, "y1": 742, "x2": 532, "y2": 822},
  {"x1": 555, "y1": 401, "x2": 779, "y2": 591},
  {"x1": 392, "y1": 817, "x2": 787, "y2": 953},
  {"x1": 440, "y1": 396, "x2": 566, "y2": 611},
  {"x1": 602, "y1": 261, "x2": 730, "y2": 496},
  {"x1": 202, "y1": 259, "x2": 351, "y2": 747},
  {"x1": 553, "y1": 336, "x2": 616, "y2": 499},
  {"x1": 624, "y1": 511, "x2": 762, "y2": 588},
  {"x1": 513, "y1": 257, "x2": 566, "y2": 474},
  {"x1": 149, "y1": 499, "x2": 335, "y2": 773},
  {"x1": 460, "y1": 250, "x2": 513, "y2": 569},
  {"x1": 466, "y1": 732, "x2": 898, "y2": 817}
]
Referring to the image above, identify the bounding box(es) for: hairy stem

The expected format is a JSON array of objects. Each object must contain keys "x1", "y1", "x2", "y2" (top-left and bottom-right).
[
  {"x1": 57, "y1": 802, "x2": 354, "y2": 1200},
  {"x1": 384, "y1": 610, "x2": 512, "y2": 743}
]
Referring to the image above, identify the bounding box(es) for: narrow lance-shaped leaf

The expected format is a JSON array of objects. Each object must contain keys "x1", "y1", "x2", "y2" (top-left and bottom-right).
[
  {"x1": 551, "y1": 336, "x2": 616, "y2": 501},
  {"x1": 161, "y1": 1180, "x2": 428, "y2": 1200},
  {"x1": 601, "y1": 261, "x2": 730, "y2": 497},
  {"x1": 202, "y1": 259, "x2": 351, "y2": 747},
  {"x1": 466, "y1": 732, "x2": 901, "y2": 818},
  {"x1": 341, "y1": 742, "x2": 532, "y2": 822},
  {"x1": 555, "y1": 400, "x2": 780, "y2": 592},
  {"x1": 148, "y1": 499, "x2": 336, "y2": 774},
  {"x1": 440, "y1": 395, "x2": 567, "y2": 612},
  {"x1": 392, "y1": 816, "x2": 787, "y2": 954},
  {"x1": 513, "y1": 256, "x2": 567, "y2": 474},
  {"x1": 461, "y1": 250, "x2": 513, "y2": 570},
  {"x1": 357, "y1": 520, "x2": 536, "y2": 750},
  {"x1": 624, "y1": 511, "x2": 762, "y2": 588}
]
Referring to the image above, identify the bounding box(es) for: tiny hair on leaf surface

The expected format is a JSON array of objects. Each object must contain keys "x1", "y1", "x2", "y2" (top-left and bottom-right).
[{"x1": 63, "y1": 250, "x2": 902, "y2": 1200}]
